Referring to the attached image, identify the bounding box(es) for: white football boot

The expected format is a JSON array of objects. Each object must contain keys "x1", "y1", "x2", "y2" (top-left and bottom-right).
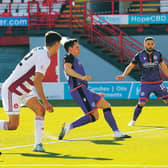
[
  {"x1": 33, "y1": 143, "x2": 45, "y2": 152},
  {"x1": 128, "y1": 120, "x2": 136, "y2": 126},
  {"x1": 58, "y1": 122, "x2": 71, "y2": 140},
  {"x1": 113, "y1": 131, "x2": 131, "y2": 139}
]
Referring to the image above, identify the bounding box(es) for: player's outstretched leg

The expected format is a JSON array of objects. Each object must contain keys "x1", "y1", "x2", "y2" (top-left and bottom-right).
[
  {"x1": 58, "y1": 114, "x2": 96, "y2": 140},
  {"x1": 128, "y1": 104, "x2": 143, "y2": 126},
  {"x1": 103, "y1": 108, "x2": 131, "y2": 139}
]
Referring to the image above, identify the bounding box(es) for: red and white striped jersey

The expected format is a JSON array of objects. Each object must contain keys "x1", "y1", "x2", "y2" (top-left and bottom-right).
[{"x1": 4, "y1": 46, "x2": 50, "y2": 96}]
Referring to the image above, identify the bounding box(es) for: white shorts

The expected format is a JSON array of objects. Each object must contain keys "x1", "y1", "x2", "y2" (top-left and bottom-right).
[{"x1": 1, "y1": 85, "x2": 36, "y2": 115}]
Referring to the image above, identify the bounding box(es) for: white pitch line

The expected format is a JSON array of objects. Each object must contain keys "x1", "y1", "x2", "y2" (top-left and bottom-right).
[
  {"x1": 0, "y1": 164, "x2": 168, "y2": 167},
  {"x1": 0, "y1": 127, "x2": 167, "y2": 151}
]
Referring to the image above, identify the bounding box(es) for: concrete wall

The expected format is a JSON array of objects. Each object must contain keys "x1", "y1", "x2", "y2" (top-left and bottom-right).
[
  {"x1": 30, "y1": 35, "x2": 168, "y2": 81},
  {"x1": 29, "y1": 36, "x2": 135, "y2": 82},
  {"x1": 0, "y1": 46, "x2": 28, "y2": 82}
]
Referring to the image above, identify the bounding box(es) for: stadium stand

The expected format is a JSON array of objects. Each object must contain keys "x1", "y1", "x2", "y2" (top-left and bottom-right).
[
  {"x1": 0, "y1": 0, "x2": 168, "y2": 81},
  {"x1": 2, "y1": 0, "x2": 11, "y2": 3},
  {"x1": 128, "y1": 1, "x2": 160, "y2": 14},
  {"x1": 18, "y1": 3, "x2": 28, "y2": 16},
  {"x1": 160, "y1": 0, "x2": 168, "y2": 12},
  {"x1": 0, "y1": 4, "x2": 7, "y2": 15},
  {"x1": 0, "y1": 0, "x2": 64, "y2": 16}
]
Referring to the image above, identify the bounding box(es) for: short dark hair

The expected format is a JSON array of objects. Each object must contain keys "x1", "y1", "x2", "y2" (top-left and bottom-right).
[
  {"x1": 64, "y1": 39, "x2": 78, "y2": 52},
  {"x1": 45, "y1": 31, "x2": 62, "y2": 47},
  {"x1": 144, "y1": 36, "x2": 154, "y2": 43}
]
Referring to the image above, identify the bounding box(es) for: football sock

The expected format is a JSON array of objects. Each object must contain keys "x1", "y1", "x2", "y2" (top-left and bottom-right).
[
  {"x1": 103, "y1": 108, "x2": 119, "y2": 131},
  {"x1": 133, "y1": 104, "x2": 143, "y2": 121},
  {"x1": 70, "y1": 114, "x2": 96, "y2": 129},
  {"x1": 0, "y1": 120, "x2": 8, "y2": 130},
  {"x1": 35, "y1": 116, "x2": 44, "y2": 145}
]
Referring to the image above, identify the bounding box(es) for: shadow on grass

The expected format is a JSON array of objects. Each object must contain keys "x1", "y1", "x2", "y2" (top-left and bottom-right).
[
  {"x1": 3, "y1": 152, "x2": 112, "y2": 160},
  {"x1": 75, "y1": 139, "x2": 125, "y2": 145}
]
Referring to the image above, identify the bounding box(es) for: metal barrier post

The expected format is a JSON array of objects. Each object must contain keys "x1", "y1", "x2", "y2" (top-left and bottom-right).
[{"x1": 70, "y1": 0, "x2": 73, "y2": 29}]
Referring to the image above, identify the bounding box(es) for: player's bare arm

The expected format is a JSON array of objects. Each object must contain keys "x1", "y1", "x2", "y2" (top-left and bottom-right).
[
  {"x1": 160, "y1": 61, "x2": 168, "y2": 77},
  {"x1": 64, "y1": 63, "x2": 92, "y2": 81},
  {"x1": 116, "y1": 63, "x2": 135, "y2": 80},
  {"x1": 34, "y1": 72, "x2": 53, "y2": 112}
]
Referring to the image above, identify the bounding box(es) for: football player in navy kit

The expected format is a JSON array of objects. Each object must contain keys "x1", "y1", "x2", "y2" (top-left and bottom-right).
[
  {"x1": 116, "y1": 37, "x2": 168, "y2": 126},
  {"x1": 58, "y1": 39, "x2": 131, "y2": 140}
]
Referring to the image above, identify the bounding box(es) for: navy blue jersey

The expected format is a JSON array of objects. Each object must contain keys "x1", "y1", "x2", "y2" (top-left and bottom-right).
[
  {"x1": 131, "y1": 49, "x2": 163, "y2": 83},
  {"x1": 64, "y1": 53, "x2": 88, "y2": 90}
]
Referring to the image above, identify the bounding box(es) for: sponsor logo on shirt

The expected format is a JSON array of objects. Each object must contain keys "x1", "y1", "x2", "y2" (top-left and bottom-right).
[
  {"x1": 153, "y1": 55, "x2": 158, "y2": 60},
  {"x1": 143, "y1": 62, "x2": 157, "y2": 68},
  {"x1": 91, "y1": 102, "x2": 96, "y2": 107},
  {"x1": 141, "y1": 92, "x2": 145, "y2": 96},
  {"x1": 40, "y1": 65, "x2": 45, "y2": 71}
]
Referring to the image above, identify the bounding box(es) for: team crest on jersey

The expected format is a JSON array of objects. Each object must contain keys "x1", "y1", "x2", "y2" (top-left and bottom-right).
[
  {"x1": 14, "y1": 103, "x2": 19, "y2": 109},
  {"x1": 153, "y1": 55, "x2": 158, "y2": 60},
  {"x1": 141, "y1": 92, "x2": 145, "y2": 96},
  {"x1": 91, "y1": 102, "x2": 96, "y2": 107},
  {"x1": 40, "y1": 65, "x2": 45, "y2": 71}
]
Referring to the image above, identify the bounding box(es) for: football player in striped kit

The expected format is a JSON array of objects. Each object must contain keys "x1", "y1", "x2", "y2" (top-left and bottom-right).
[{"x1": 1, "y1": 31, "x2": 62, "y2": 152}]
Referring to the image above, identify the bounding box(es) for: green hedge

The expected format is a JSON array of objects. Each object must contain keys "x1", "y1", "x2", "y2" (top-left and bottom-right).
[
  {"x1": 0, "y1": 99, "x2": 166, "y2": 108},
  {"x1": 47, "y1": 99, "x2": 166, "y2": 107}
]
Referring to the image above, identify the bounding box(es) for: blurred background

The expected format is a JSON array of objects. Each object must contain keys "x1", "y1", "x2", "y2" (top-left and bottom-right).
[{"x1": 0, "y1": 0, "x2": 168, "y2": 103}]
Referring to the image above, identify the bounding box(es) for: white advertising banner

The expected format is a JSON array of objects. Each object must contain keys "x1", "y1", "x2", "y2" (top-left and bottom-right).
[
  {"x1": 93, "y1": 15, "x2": 128, "y2": 25},
  {"x1": 0, "y1": 83, "x2": 64, "y2": 101},
  {"x1": 1, "y1": 82, "x2": 168, "y2": 100},
  {"x1": 42, "y1": 82, "x2": 64, "y2": 100},
  {"x1": 0, "y1": 83, "x2": 1, "y2": 100},
  {"x1": 94, "y1": 14, "x2": 168, "y2": 25}
]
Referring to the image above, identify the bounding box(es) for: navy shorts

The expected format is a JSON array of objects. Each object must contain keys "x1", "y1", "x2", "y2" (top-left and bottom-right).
[
  {"x1": 139, "y1": 83, "x2": 168, "y2": 102},
  {"x1": 70, "y1": 86, "x2": 102, "y2": 114}
]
